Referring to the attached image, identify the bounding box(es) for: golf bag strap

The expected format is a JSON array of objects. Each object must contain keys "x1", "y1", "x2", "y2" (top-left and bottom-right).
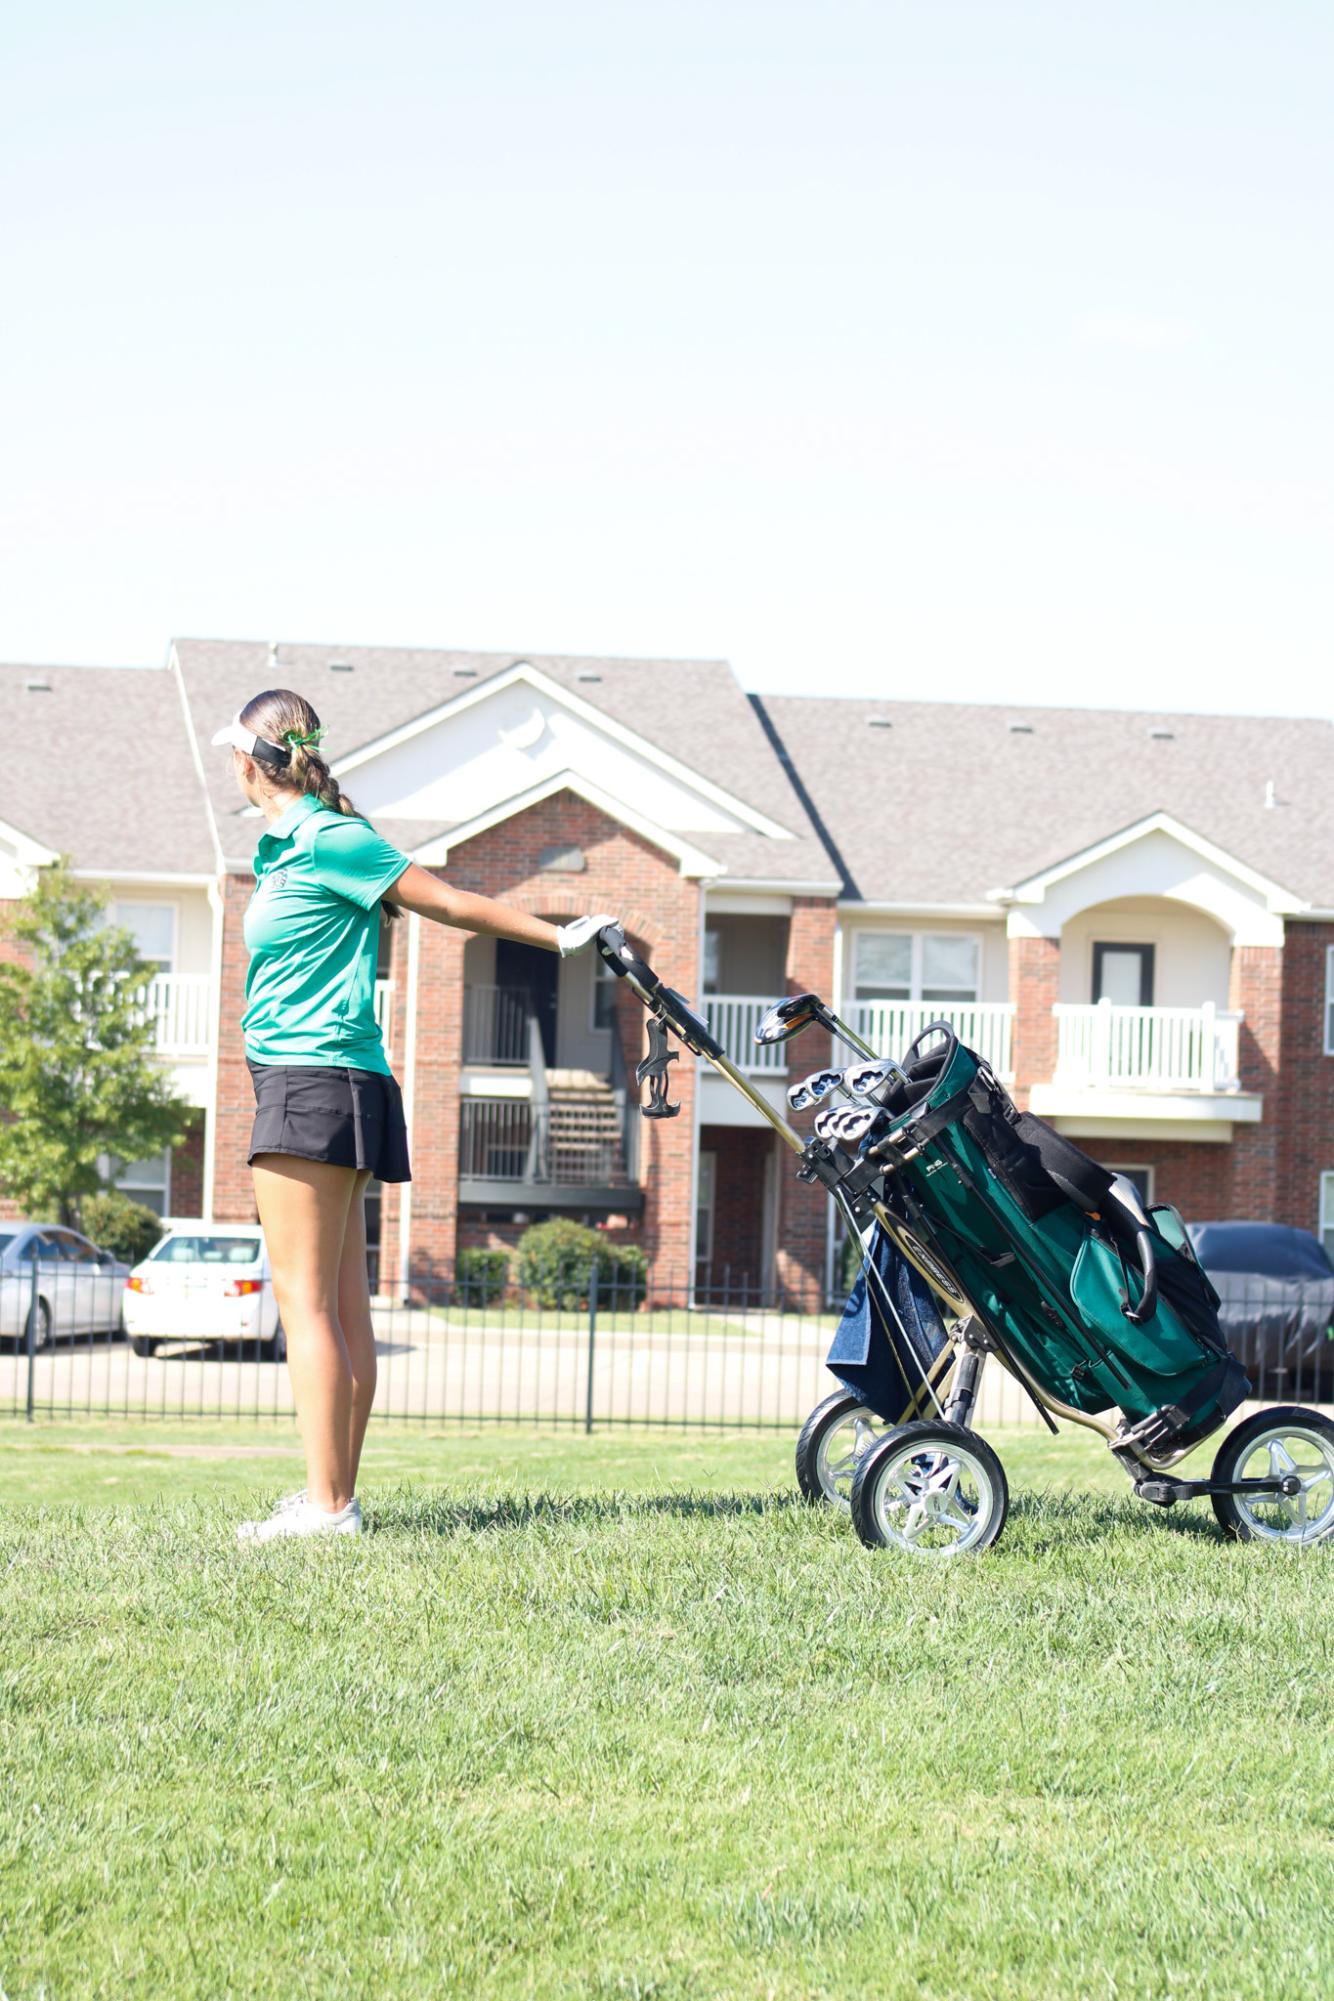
[{"x1": 902, "y1": 1075, "x2": 996, "y2": 1151}]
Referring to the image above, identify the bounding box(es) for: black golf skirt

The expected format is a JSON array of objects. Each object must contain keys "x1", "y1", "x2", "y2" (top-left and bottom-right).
[{"x1": 246, "y1": 1059, "x2": 412, "y2": 1183}]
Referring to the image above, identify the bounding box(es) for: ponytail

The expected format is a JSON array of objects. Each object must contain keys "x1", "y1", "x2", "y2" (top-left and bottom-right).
[{"x1": 239, "y1": 687, "x2": 402, "y2": 922}]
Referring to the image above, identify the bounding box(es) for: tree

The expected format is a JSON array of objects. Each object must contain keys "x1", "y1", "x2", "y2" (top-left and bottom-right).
[{"x1": 0, "y1": 862, "x2": 190, "y2": 1223}]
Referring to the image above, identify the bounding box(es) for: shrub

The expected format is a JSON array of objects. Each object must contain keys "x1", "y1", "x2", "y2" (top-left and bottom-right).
[
  {"x1": 79, "y1": 1190, "x2": 165, "y2": 1266},
  {"x1": 834, "y1": 1227, "x2": 865, "y2": 1304},
  {"x1": 456, "y1": 1248, "x2": 510, "y2": 1307},
  {"x1": 515, "y1": 1220, "x2": 647, "y2": 1310}
]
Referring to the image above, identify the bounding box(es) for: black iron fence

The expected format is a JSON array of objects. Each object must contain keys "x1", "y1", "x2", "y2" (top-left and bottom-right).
[{"x1": 2, "y1": 1257, "x2": 1331, "y2": 1429}]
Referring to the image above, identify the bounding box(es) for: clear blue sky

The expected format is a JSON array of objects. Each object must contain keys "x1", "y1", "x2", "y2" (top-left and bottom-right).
[{"x1": 2, "y1": 1, "x2": 1330, "y2": 714}]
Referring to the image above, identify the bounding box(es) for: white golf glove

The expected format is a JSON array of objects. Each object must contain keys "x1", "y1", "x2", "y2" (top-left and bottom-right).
[{"x1": 555, "y1": 913, "x2": 619, "y2": 958}]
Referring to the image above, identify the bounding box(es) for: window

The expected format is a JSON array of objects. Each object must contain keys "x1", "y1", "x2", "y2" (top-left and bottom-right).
[
  {"x1": 591, "y1": 955, "x2": 618, "y2": 1030},
  {"x1": 151, "y1": 1235, "x2": 261, "y2": 1265},
  {"x1": 1105, "y1": 1164, "x2": 1155, "y2": 1206},
  {"x1": 1325, "y1": 947, "x2": 1334, "y2": 1055},
  {"x1": 1092, "y1": 942, "x2": 1155, "y2": 1007},
  {"x1": 702, "y1": 929, "x2": 722, "y2": 995},
  {"x1": 853, "y1": 932, "x2": 979, "y2": 1004},
  {"x1": 99, "y1": 1148, "x2": 172, "y2": 1218},
  {"x1": 1322, "y1": 1173, "x2": 1334, "y2": 1263},
  {"x1": 107, "y1": 901, "x2": 176, "y2": 974},
  {"x1": 695, "y1": 1151, "x2": 716, "y2": 1270}
]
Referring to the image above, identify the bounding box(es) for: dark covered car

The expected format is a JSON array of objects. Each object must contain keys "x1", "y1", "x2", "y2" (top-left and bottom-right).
[{"x1": 1188, "y1": 1221, "x2": 1334, "y2": 1404}]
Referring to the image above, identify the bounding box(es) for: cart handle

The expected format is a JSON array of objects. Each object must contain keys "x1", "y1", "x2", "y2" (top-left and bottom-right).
[{"x1": 594, "y1": 924, "x2": 725, "y2": 1061}]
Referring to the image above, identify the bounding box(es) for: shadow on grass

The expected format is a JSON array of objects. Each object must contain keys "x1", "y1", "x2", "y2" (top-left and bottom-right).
[
  {"x1": 1006, "y1": 1484, "x2": 1223, "y2": 1548},
  {"x1": 369, "y1": 1488, "x2": 811, "y2": 1536}
]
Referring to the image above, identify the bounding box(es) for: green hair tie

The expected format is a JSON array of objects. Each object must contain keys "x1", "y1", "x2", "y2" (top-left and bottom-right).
[{"x1": 282, "y1": 726, "x2": 326, "y2": 749}]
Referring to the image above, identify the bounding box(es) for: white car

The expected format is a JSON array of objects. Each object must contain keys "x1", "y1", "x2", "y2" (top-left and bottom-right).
[{"x1": 123, "y1": 1226, "x2": 285, "y2": 1360}]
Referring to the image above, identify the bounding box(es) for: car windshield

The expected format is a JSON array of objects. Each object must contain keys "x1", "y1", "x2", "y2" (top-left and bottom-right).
[{"x1": 150, "y1": 1235, "x2": 262, "y2": 1266}]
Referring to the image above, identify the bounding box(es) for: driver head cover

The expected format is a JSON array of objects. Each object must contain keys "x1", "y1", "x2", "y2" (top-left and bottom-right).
[{"x1": 210, "y1": 710, "x2": 291, "y2": 769}]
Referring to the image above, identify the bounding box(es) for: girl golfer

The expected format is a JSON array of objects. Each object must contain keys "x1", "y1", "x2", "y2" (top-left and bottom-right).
[{"x1": 213, "y1": 688, "x2": 614, "y2": 1542}]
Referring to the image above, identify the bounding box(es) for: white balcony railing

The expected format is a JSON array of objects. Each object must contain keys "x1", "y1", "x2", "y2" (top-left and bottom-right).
[
  {"x1": 139, "y1": 973, "x2": 212, "y2": 1056},
  {"x1": 374, "y1": 978, "x2": 393, "y2": 1054},
  {"x1": 1052, "y1": 1000, "x2": 1241, "y2": 1093},
  {"x1": 703, "y1": 996, "x2": 790, "y2": 1075},
  {"x1": 847, "y1": 1000, "x2": 1016, "y2": 1079}
]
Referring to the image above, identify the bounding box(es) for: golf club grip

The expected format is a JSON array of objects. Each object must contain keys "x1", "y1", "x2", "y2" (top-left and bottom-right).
[{"x1": 595, "y1": 924, "x2": 725, "y2": 1061}]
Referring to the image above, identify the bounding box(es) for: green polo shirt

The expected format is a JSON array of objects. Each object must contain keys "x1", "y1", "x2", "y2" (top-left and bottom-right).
[{"x1": 241, "y1": 795, "x2": 410, "y2": 1073}]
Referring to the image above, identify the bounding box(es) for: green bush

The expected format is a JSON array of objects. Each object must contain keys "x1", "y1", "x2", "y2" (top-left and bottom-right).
[
  {"x1": 515, "y1": 1220, "x2": 647, "y2": 1310},
  {"x1": 78, "y1": 1190, "x2": 165, "y2": 1266},
  {"x1": 835, "y1": 1226, "x2": 865, "y2": 1303},
  {"x1": 455, "y1": 1248, "x2": 510, "y2": 1307}
]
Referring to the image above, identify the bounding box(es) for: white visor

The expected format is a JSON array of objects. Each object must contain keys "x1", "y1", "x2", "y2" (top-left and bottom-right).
[{"x1": 210, "y1": 711, "x2": 289, "y2": 766}]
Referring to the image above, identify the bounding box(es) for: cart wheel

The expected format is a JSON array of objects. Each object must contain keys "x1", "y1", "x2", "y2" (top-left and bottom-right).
[
  {"x1": 850, "y1": 1421, "x2": 1008, "y2": 1557},
  {"x1": 795, "y1": 1392, "x2": 894, "y2": 1508},
  {"x1": 1209, "y1": 1406, "x2": 1334, "y2": 1545}
]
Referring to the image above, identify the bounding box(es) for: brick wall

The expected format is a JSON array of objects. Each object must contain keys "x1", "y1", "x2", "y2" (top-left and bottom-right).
[
  {"x1": 698, "y1": 1125, "x2": 770, "y2": 1296},
  {"x1": 1275, "y1": 922, "x2": 1334, "y2": 1234},
  {"x1": 1009, "y1": 933, "x2": 1061, "y2": 1108},
  {"x1": 407, "y1": 791, "x2": 702, "y2": 1289},
  {"x1": 170, "y1": 1112, "x2": 206, "y2": 1218},
  {"x1": 1227, "y1": 943, "x2": 1285, "y2": 1221},
  {"x1": 1097, "y1": 1140, "x2": 1232, "y2": 1222},
  {"x1": 212, "y1": 872, "x2": 260, "y2": 1223},
  {"x1": 775, "y1": 897, "x2": 837, "y2": 1308}
]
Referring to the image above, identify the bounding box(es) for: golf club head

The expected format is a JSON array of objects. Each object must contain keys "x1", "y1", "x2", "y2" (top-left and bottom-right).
[
  {"x1": 786, "y1": 1067, "x2": 846, "y2": 1113},
  {"x1": 754, "y1": 992, "x2": 832, "y2": 1046},
  {"x1": 842, "y1": 1057, "x2": 911, "y2": 1105},
  {"x1": 813, "y1": 1104, "x2": 891, "y2": 1149}
]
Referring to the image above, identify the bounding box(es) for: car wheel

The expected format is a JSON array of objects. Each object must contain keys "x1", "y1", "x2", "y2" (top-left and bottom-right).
[
  {"x1": 130, "y1": 1335, "x2": 158, "y2": 1359},
  {"x1": 26, "y1": 1298, "x2": 52, "y2": 1353}
]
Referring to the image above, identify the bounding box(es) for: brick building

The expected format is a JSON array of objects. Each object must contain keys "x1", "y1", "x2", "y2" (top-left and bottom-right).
[{"x1": 4, "y1": 644, "x2": 1334, "y2": 1303}]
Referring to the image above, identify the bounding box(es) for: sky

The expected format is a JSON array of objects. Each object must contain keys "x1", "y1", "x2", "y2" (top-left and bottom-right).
[{"x1": 1, "y1": 1, "x2": 1331, "y2": 715}]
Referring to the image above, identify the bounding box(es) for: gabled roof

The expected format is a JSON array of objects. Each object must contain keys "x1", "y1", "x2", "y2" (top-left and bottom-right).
[
  {"x1": 172, "y1": 636, "x2": 836, "y2": 882},
  {"x1": 757, "y1": 695, "x2": 1334, "y2": 909},
  {"x1": 0, "y1": 662, "x2": 216, "y2": 875},
  {"x1": 997, "y1": 810, "x2": 1304, "y2": 912}
]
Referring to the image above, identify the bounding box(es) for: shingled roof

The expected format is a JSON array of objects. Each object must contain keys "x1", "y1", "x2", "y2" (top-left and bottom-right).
[
  {"x1": 172, "y1": 636, "x2": 838, "y2": 884},
  {"x1": 756, "y1": 695, "x2": 1334, "y2": 909},
  {"x1": 0, "y1": 662, "x2": 215, "y2": 874}
]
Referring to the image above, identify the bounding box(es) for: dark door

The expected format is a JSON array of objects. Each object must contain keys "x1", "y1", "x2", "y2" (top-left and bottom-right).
[
  {"x1": 1092, "y1": 942, "x2": 1154, "y2": 1006},
  {"x1": 495, "y1": 939, "x2": 559, "y2": 1065}
]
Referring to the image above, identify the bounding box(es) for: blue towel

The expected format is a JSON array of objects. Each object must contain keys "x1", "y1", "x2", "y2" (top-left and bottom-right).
[{"x1": 826, "y1": 1222, "x2": 951, "y2": 1421}]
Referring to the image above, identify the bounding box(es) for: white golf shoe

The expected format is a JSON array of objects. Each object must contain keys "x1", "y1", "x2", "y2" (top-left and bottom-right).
[{"x1": 236, "y1": 1495, "x2": 363, "y2": 1544}]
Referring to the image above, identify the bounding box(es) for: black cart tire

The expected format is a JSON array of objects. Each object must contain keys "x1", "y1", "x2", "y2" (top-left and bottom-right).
[
  {"x1": 850, "y1": 1421, "x2": 1009, "y2": 1557},
  {"x1": 1209, "y1": 1405, "x2": 1334, "y2": 1545},
  {"x1": 795, "y1": 1392, "x2": 894, "y2": 1508}
]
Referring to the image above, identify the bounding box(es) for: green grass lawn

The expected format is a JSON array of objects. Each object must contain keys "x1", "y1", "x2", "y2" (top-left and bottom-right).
[{"x1": 2, "y1": 1419, "x2": 1332, "y2": 1999}]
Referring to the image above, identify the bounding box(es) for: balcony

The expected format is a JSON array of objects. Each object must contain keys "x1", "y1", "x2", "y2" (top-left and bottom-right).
[
  {"x1": 1031, "y1": 999, "x2": 1261, "y2": 1133},
  {"x1": 458, "y1": 1097, "x2": 641, "y2": 1211},
  {"x1": 847, "y1": 1000, "x2": 1015, "y2": 1079},
  {"x1": 138, "y1": 973, "x2": 212, "y2": 1056},
  {"x1": 462, "y1": 983, "x2": 533, "y2": 1067},
  {"x1": 703, "y1": 996, "x2": 789, "y2": 1076}
]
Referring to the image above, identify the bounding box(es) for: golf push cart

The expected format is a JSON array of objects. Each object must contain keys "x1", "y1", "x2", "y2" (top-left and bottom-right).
[{"x1": 594, "y1": 923, "x2": 1334, "y2": 1559}]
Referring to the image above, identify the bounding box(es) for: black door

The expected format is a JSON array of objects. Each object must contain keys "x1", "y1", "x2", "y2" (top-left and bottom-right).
[
  {"x1": 495, "y1": 938, "x2": 559, "y2": 1066},
  {"x1": 1092, "y1": 942, "x2": 1155, "y2": 1007}
]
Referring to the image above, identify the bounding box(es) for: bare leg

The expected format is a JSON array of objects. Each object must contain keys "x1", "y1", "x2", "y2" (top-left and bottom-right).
[
  {"x1": 338, "y1": 1173, "x2": 377, "y2": 1490},
  {"x1": 252, "y1": 1155, "x2": 359, "y2": 1513}
]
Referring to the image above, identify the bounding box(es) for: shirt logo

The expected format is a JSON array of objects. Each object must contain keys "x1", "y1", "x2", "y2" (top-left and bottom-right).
[{"x1": 268, "y1": 868, "x2": 290, "y2": 889}]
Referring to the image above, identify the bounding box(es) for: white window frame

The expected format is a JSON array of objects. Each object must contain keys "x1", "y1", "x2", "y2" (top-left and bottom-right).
[
  {"x1": 98, "y1": 1147, "x2": 173, "y2": 1217},
  {"x1": 702, "y1": 929, "x2": 722, "y2": 995},
  {"x1": 695, "y1": 1150, "x2": 716, "y2": 1268},
  {"x1": 1321, "y1": 1172, "x2": 1334, "y2": 1262},
  {"x1": 1104, "y1": 1163, "x2": 1156, "y2": 1206},
  {"x1": 108, "y1": 899, "x2": 179, "y2": 976},
  {"x1": 852, "y1": 930, "x2": 982, "y2": 1004},
  {"x1": 1325, "y1": 946, "x2": 1334, "y2": 1055},
  {"x1": 589, "y1": 953, "x2": 618, "y2": 1033}
]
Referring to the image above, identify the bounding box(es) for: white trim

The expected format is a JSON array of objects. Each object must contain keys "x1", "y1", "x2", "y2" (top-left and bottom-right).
[
  {"x1": 201, "y1": 876, "x2": 224, "y2": 1224},
  {"x1": 705, "y1": 876, "x2": 842, "y2": 894},
  {"x1": 838, "y1": 899, "x2": 1001, "y2": 919},
  {"x1": 411, "y1": 769, "x2": 725, "y2": 879},
  {"x1": 329, "y1": 659, "x2": 797, "y2": 842},
  {"x1": 991, "y1": 811, "x2": 1304, "y2": 914},
  {"x1": 703, "y1": 891, "x2": 794, "y2": 915},
  {"x1": 1325, "y1": 946, "x2": 1334, "y2": 1057},
  {"x1": 70, "y1": 869, "x2": 216, "y2": 887},
  {"x1": 168, "y1": 642, "x2": 227, "y2": 876},
  {"x1": 0, "y1": 816, "x2": 59, "y2": 867},
  {"x1": 687, "y1": 882, "x2": 707, "y2": 1303},
  {"x1": 396, "y1": 913, "x2": 421, "y2": 1298}
]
